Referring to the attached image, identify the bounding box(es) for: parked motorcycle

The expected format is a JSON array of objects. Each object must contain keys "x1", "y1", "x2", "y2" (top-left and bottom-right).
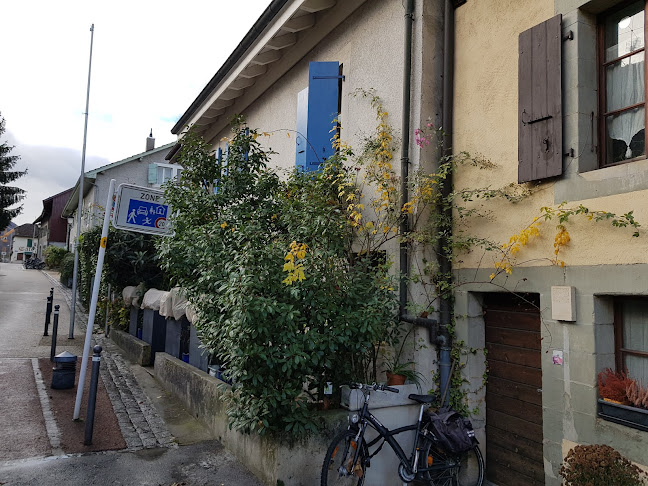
[{"x1": 23, "y1": 257, "x2": 45, "y2": 270}]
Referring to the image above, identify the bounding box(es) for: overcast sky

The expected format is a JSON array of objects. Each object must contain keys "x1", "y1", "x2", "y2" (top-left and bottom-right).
[{"x1": 1, "y1": 0, "x2": 270, "y2": 226}]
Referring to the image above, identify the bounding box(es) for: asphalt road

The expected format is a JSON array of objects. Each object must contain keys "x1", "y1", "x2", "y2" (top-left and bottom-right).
[{"x1": 0, "y1": 262, "x2": 264, "y2": 486}]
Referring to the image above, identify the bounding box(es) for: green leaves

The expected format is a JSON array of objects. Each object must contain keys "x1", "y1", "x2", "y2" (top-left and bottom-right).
[{"x1": 158, "y1": 119, "x2": 398, "y2": 440}]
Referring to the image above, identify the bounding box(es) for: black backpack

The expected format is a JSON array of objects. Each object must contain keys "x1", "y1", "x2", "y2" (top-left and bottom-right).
[{"x1": 425, "y1": 410, "x2": 477, "y2": 454}]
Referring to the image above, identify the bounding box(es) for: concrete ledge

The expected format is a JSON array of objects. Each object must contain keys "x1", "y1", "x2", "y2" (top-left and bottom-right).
[
  {"x1": 154, "y1": 352, "x2": 350, "y2": 486},
  {"x1": 110, "y1": 329, "x2": 151, "y2": 366}
]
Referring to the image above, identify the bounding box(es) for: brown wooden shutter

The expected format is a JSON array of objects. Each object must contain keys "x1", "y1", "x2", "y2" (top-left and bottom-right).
[{"x1": 518, "y1": 15, "x2": 562, "y2": 183}]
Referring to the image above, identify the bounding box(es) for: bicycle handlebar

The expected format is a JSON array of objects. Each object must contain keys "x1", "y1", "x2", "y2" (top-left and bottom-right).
[{"x1": 346, "y1": 382, "x2": 400, "y2": 394}]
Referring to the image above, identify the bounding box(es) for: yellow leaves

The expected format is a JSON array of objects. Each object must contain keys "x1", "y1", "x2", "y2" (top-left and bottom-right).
[
  {"x1": 220, "y1": 222, "x2": 228, "y2": 229},
  {"x1": 402, "y1": 201, "x2": 414, "y2": 214},
  {"x1": 282, "y1": 242, "x2": 309, "y2": 285}
]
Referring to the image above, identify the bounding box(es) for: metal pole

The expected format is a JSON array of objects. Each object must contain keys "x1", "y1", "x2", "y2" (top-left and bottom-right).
[
  {"x1": 44, "y1": 288, "x2": 53, "y2": 336},
  {"x1": 73, "y1": 179, "x2": 114, "y2": 420},
  {"x1": 104, "y1": 284, "x2": 111, "y2": 337},
  {"x1": 84, "y1": 345, "x2": 102, "y2": 445},
  {"x1": 69, "y1": 23, "x2": 95, "y2": 340},
  {"x1": 50, "y1": 305, "x2": 60, "y2": 362}
]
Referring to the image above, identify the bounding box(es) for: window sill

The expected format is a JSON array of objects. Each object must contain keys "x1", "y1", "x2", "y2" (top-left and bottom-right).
[{"x1": 597, "y1": 398, "x2": 648, "y2": 432}]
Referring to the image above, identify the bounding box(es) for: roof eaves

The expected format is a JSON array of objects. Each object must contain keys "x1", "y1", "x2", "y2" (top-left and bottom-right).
[{"x1": 172, "y1": 0, "x2": 291, "y2": 134}]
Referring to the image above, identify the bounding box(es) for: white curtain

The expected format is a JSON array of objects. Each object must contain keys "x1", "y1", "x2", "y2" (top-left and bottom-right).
[
  {"x1": 622, "y1": 300, "x2": 648, "y2": 384},
  {"x1": 607, "y1": 60, "x2": 645, "y2": 158}
]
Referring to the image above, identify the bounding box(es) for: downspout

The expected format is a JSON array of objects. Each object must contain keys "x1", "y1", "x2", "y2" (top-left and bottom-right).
[
  {"x1": 438, "y1": 0, "x2": 456, "y2": 407},
  {"x1": 399, "y1": 0, "x2": 414, "y2": 317},
  {"x1": 399, "y1": 0, "x2": 456, "y2": 408}
]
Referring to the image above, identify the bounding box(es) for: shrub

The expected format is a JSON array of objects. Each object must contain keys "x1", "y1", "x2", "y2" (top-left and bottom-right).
[
  {"x1": 44, "y1": 246, "x2": 68, "y2": 268},
  {"x1": 560, "y1": 444, "x2": 647, "y2": 486},
  {"x1": 159, "y1": 121, "x2": 398, "y2": 438},
  {"x1": 60, "y1": 252, "x2": 75, "y2": 287}
]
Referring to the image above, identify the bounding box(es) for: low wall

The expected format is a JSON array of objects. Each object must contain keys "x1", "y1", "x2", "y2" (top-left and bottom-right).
[
  {"x1": 154, "y1": 352, "x2": 423, "y2": 485},
  {"x1": 110, "y1": 329, "x2": 151, "y2": 366}
]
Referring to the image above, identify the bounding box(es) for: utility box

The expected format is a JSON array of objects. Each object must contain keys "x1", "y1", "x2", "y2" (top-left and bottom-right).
[{"x1": 51, "y1": 351, "x2": 77, "y2": 389}]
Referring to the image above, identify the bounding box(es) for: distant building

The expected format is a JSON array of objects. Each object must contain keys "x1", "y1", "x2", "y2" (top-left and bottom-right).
[
  {"x1": 62, "y1": 132, "x2": 178, "y2": 241},
  {"x1": 34, "y1": 188, "x2": 74, "y2": 257},
  {"x1": 10, "y1": 223, "x2": 38, "y2": 262},
  {"x1": 0, "y1": 222, "x2": 17, "y2": 262}
]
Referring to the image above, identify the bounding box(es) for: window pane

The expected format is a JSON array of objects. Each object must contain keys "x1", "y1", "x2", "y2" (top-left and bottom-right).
[
  {"x1": 605, "y1": 1, "x2": 644, "y2": 62},
  {"x1": 606, "y1": 53, "x2": 645, "y2": 112},
  {"x1": 626, "y1": 355, "x2": 648, "y2": 385},
  {"x1": 605, "y1": 107, "x2": 645, "y2": 164},
  {"x1": 622, "y1": 300, "x2": 648, "y2": 352}
]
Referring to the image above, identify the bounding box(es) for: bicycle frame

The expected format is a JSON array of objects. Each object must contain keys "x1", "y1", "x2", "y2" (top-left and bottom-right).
[{"x1": 348, "y1": 391, "x2": 441, "y2": 478}]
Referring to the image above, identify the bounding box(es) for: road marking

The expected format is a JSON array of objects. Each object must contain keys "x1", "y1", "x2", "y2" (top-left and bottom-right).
[{"x1": 31, "y1": 358, "x2": 64, "y2": 456}]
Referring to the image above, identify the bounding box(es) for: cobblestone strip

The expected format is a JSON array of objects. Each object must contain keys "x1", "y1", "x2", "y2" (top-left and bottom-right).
[
  {"x1": 31, "y1": 358, "x2": 64, "y2": 456},
  {"x1": 41, "y1": 272, "x2": 175, "y2": 450}
]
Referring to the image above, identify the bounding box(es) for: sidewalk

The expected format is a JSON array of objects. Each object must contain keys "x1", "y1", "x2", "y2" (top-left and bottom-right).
[{"x1": 40, "y1": 270, "x2": 176, "y2": 451}]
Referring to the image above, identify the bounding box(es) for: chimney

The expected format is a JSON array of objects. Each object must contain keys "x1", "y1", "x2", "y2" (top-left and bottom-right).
[{"x1": 146, "y1": 129, "x2": 155, "y2": 151}]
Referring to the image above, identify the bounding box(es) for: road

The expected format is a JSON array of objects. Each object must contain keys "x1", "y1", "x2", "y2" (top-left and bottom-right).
[{"x1": 0, "y1": 261, "x2": 264, "y2": 486}]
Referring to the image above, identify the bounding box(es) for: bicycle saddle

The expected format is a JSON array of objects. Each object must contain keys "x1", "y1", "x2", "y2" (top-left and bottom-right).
[{"x1": 408, "y1": 394, "x2": 436, "y2": 404}]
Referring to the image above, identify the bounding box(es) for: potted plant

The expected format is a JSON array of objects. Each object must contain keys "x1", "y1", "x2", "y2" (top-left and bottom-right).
[
  {"x1": 381, "y1": 323, "x2": 425, "y2": 386},
  {"x1": 597, "y1": 368, "x2": 648, "y2": 431}
]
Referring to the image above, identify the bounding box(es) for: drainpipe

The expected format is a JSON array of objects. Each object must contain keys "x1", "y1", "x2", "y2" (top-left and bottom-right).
[
  {"x1": 399, "y1": 0, "x2": 456, "y2": 408},
  {"x1": 438, "y1": 0, "x2": 456, "y2": 407},
  {"x1": 399, "y1": 0, "x2": 414, "y2": 317}
]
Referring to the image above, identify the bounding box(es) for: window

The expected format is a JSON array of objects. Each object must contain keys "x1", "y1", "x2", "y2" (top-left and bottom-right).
[
  {"x1": 295, "y1": 61, "x2": 343, "y2": 172},
  {"x1": 614, "y1": 298, "x2": 648, "y2": 382},
  {"x1": 600, "y1": 1, "x2": 646, "y2": 166},
  {"x1": 148, "y1": 163, "x2": 182, "y2": 186}
]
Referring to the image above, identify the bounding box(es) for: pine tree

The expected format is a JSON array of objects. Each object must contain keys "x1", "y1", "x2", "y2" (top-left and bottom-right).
[{"x1": 0, "y1": 113, "x2": 26, "y2": 231}]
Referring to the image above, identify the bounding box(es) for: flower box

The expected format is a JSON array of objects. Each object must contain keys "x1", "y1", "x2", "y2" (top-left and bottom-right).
[{"x1": 597, "y1": 398, "x2": 648, "y2": 432}]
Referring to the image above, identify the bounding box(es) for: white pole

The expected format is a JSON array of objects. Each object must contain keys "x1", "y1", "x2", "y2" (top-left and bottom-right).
[
  {"x1": 73, "y1": 178, "x2": 114, "y2": 420},
  {"x1": 70, "y1": 23, "x2": 95, "y2": 339}
]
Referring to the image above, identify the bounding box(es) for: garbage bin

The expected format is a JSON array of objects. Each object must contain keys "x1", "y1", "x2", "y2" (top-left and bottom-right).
[{"x1": 51, "y1": 351, "x2": 77, "y2": 389}]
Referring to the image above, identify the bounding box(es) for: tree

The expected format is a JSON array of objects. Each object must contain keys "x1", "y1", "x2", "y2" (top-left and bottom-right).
[{"x1": 0, "y1": 113, "x2": 26, "y2": 231}]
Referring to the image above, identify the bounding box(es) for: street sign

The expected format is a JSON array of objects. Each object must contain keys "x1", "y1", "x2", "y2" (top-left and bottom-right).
[{"x1": 112, "y1": 184, "x2": 173, "y2": 236}]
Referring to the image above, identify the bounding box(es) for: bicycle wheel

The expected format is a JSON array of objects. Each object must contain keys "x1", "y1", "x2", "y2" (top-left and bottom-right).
[
  {"x1": 321, "y1": 431, "x2": 369, "y2": 486},
  {"x1": 420, "y1": 440, "x2": 484, "y2": 486}
]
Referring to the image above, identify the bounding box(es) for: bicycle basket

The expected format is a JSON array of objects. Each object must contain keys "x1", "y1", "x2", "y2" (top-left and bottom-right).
[{"x1": 426, "y1": 410, "x2": 477, "y2": 454}]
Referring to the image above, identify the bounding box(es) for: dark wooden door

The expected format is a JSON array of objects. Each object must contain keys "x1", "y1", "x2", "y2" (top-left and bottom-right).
[{"x1": 484, "y1": 293, "x2": 544, "y2": 486}]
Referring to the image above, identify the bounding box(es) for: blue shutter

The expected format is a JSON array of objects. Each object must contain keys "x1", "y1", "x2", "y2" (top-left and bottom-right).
[
  {"x1": 295, "y1": 87, "x2": 308, "y2": 171},
  {"x1": 306, "y1": 61, "x2": 340, "y2": 171},
  {"x1": 214, "y1": 148, "x2": 222, "y2": 194},
  {"x1": 244, "y1": 128, "x2": 250, "y2": 162},
  {"x1": 224, "y1": 143, "x2": 229, "y2": 176},
  {"x1": 148, "y1": 163, "x2": 158, "y2": 184}
]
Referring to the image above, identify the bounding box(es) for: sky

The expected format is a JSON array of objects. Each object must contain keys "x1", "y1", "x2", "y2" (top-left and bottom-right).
[{"x1": 1, "y1": 0, "x2": 270, "y2": 226}]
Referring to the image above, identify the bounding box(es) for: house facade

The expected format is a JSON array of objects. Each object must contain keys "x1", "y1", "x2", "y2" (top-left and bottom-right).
[
  {"x1": 62, "y1": 133, "x2": 177, "y2": 240},
  {"x1": 10, "y1": 223, "x2": 38, "y2": 262},
  {"x1": 451, "y1": 0, "x2": 648, "y2": 484},
  {"x1": 171, "y1": 0, "x2": 445, "y2": 381},
  {"x1": 33, "y1": 188, "x2": 74, "y2": 257}
]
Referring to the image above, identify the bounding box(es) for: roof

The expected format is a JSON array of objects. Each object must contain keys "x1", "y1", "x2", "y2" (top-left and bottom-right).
[
  {"x1": 13, "y1": 223, "x2": 36, "y2": 238},
  {"x1": 172, "y1": 0, "x2": 366, "y2": 146},
  {"x1": 34, "y1": 187, "x2": 74, "y2": 224},
  {"x1": 62, "y1": 142, "x2": 175, "y2": 217}
]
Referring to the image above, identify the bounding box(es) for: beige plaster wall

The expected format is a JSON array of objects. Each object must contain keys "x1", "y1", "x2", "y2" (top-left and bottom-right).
[
  {"x1": 209, "y1": 0, "x2": 406, "y2": 175},
  {"x1": 453, "y1": 0, "x2": 648, "y2": 271}
]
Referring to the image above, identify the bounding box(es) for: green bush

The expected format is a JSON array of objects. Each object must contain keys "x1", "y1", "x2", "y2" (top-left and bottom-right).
[
  {"x1": 45, "y1": 246, "x2": 68, "y2": 268},
  {"x1": 77, "y1": 225, "x2": 167, "y2": 305},
  {"x1": 159, "y1": 121, "x2": 398, "y2": 439},
  {"x1": 60, "y1": 252, "x2": 75, "y2": 287}
]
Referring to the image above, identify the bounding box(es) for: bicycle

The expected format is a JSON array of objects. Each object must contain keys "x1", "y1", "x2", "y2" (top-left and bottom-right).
[{"x1": 320, "y1": 382, "x2": 484, "y2": 485}]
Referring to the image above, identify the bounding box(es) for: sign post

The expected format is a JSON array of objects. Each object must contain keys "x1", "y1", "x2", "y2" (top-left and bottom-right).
[{"x1": 73, "y1": 178, "x2": 115, "y2": 420}]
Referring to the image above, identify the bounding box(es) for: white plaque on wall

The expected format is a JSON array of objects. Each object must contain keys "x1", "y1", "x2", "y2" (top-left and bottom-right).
[{"x1": 551, "y1": 285, "x2": 576, "y2": 322}]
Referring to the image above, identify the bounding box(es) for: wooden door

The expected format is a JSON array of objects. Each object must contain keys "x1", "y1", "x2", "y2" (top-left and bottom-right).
[{"x1": 484, "y1": 293, "x2": 544, "y2": 486}]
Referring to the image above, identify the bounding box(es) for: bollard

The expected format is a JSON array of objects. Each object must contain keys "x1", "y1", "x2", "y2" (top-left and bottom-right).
[
  {"x1": 50, "y1": 305, "x2": 60, "y2": 362},
  {"x1": 43, "y1": 288, "x2": 54, "y2": 336},
  {"x1": 84, "y1": 345, "x2": 102, "y2": 445}
]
